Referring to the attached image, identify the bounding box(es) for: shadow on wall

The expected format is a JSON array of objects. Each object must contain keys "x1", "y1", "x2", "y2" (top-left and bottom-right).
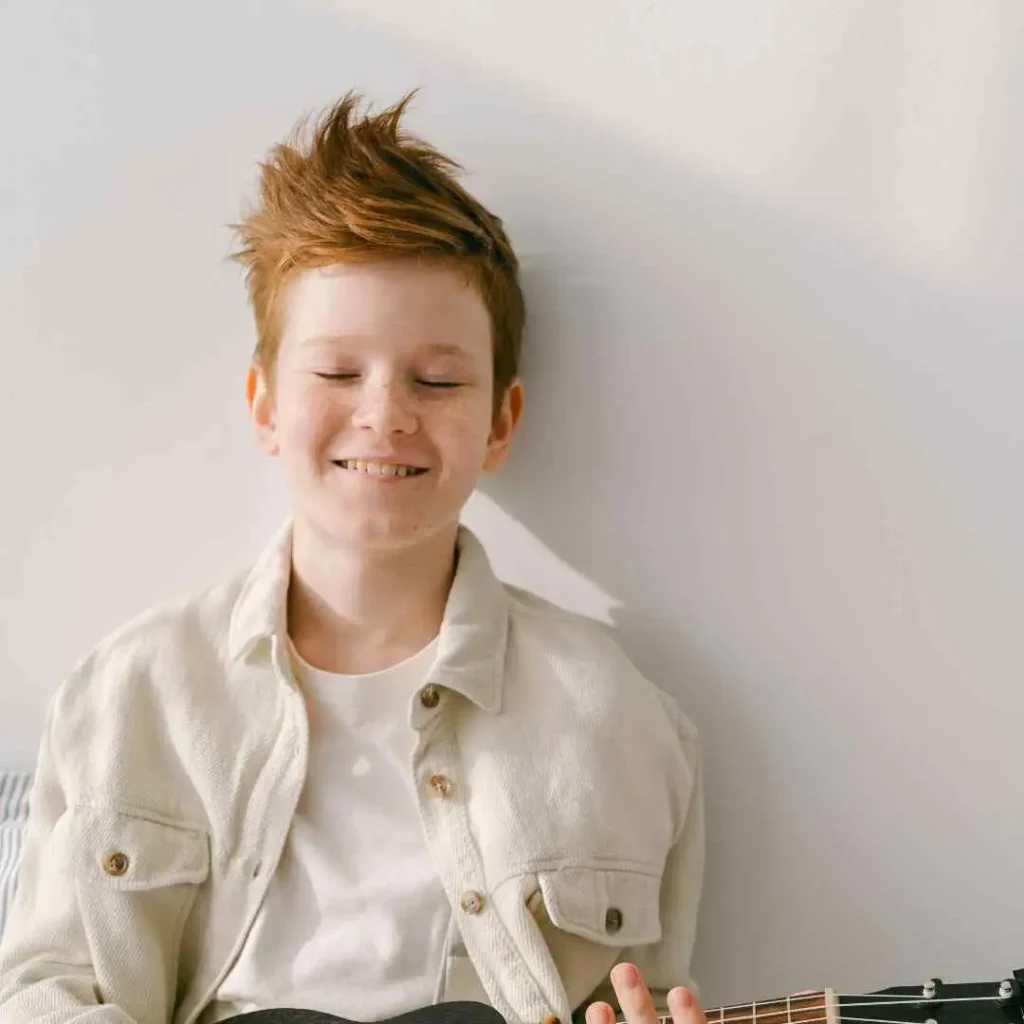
[{"x1": 455, "y1": 58, "x2": 1022, "y2": 1012}]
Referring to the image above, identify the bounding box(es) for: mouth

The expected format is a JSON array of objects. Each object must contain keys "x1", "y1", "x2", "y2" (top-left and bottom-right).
[{"x1": 332, "y1": 459, "x2": 429, "y2": 479}]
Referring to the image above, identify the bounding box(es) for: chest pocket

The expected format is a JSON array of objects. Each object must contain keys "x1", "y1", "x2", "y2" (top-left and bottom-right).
[
  {"x1": 70, "y1": 806, "x2": 210, "y2": 890},
  {"x1": 528, "y1": 865, "x2": 663, "y2": 947},
  {"x1": 66, "y1": 805, "x2": 211, "y2": 1023}
]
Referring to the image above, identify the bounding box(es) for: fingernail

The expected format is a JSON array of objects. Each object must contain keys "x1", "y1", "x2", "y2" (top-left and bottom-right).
[
  {"x1": 669, "y1": 987, "x2": 694, "y2": 1012},
  {"x1": 613, "y1": 963, "x2": 639, "y2": 988}
]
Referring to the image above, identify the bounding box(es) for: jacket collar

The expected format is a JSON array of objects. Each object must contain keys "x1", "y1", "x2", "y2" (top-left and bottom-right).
[{"x1": 227, "y1": 518, "x2": 508, "y2": 714}]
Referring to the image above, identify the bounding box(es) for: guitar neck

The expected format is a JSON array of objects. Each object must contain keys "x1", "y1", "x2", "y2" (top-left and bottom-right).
[{"x1": 637, "y1": 989, "x2": 839, "y2": 1024}]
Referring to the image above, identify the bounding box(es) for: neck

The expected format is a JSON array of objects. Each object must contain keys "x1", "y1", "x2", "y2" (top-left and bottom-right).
[{"x1": 286, "y1": 517, "x2": 458, "y2": 674}]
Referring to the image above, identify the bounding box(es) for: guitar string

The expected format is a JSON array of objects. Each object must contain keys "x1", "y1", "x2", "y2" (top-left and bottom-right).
[
  {"x1": 629, "y1": 1013, "x2": 1011, "y2": 1024},
  {"x1": 710, "y1": 994, "x2": 1013, "y2": 1013},
  {"x1": 610, "y1": 993, "x2": 1016, "y2": 1024}
]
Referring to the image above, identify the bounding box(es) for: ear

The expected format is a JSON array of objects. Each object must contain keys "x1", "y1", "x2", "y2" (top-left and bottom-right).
[
  {"x1": 246, "y1": 363, "x2": 280, "y2": 457},
  {"x1": 482, "y1": 378, "x2": 524, "y2": 472}
]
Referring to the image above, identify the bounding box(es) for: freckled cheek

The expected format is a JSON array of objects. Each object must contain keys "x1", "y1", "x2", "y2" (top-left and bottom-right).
[{"x1": 278, "y1": 399, "x2": 347, "y2": 462}]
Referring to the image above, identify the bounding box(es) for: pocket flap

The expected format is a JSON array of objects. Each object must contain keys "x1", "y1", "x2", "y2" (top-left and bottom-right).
[
  {"x1": 536, "y1": 866, "x2": 662, "y2": 947},
  {"x1": 71, "y1": 807, "x2": 210, "y2": 891}
]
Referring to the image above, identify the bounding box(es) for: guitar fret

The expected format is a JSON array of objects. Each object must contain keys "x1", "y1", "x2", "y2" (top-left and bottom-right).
[
  {"x1": 787, "y1": 994, "x2": 793, "y2": 1024},
  {"x1": 824, "y1": 988, "x2": 838, "y2": 1024}
]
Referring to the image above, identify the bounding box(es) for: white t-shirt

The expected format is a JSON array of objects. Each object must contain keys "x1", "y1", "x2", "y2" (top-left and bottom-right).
[{"x1": 212, "y1": 632, "x2": 457, "y2": 1020}]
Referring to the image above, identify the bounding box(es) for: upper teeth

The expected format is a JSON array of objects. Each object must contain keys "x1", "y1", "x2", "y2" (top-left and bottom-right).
[{"x1": 338, "y1": 460, "x2": 422, "y2": 477}]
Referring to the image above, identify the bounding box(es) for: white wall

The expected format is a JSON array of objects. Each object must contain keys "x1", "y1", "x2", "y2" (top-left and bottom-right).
[{"x1": 1, "y1": 0, "x2": 1022, "y2": 1010}]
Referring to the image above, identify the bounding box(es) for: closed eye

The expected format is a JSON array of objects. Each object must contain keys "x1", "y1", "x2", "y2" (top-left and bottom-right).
[{"x1": 313, "y1": 373, "x2": 464, "y2": 389}]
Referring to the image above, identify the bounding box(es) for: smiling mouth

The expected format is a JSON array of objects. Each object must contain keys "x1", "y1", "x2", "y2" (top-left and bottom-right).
[{"x1": 332, "y1": 459, "x2": 429, "y2": 478}]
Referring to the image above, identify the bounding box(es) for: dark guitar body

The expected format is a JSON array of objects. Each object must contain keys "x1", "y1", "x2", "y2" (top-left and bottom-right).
[{"x1": 219, "y1": 1001, "x2": 506, "y2": 1024}]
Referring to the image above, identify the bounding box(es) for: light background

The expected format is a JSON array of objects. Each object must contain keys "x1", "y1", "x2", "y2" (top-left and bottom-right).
[{"x1": 1, "y1": 0, "x2": 1021, "y2": 1008}]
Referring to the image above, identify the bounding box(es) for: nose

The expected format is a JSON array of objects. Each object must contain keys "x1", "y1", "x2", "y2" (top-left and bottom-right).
[{"x1": 350, "y1": 376, "x2": 418, "y2": 435}]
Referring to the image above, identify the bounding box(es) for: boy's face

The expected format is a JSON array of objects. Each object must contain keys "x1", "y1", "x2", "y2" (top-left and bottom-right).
[{"x1": 246, "y1": 261, "x2": 522, "y2": 552}]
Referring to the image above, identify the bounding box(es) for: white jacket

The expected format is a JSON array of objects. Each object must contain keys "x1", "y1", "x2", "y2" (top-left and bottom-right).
[{"x1": 0, "y1": 521, "x2": 704, "y2": 1024}]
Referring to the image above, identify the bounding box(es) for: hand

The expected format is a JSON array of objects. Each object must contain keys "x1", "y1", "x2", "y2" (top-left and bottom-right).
[{"x1": 586, "y1": 962, "x2": 707, "y2": 1024}]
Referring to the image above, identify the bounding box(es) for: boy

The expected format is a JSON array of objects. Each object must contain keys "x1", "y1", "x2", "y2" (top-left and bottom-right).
[{"x1": 0, "y1": 92, "x2": 706, "y2": 1024}]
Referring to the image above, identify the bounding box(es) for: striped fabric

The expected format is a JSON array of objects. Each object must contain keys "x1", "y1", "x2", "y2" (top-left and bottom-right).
[{"x1": 0, "y1": 771, "x2": 33, "y2": 936}]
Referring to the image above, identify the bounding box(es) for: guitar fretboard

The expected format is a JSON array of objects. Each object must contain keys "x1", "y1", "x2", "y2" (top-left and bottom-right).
[{"x1": 627, "y1": 988, "x2": 837, "y2": 1024}]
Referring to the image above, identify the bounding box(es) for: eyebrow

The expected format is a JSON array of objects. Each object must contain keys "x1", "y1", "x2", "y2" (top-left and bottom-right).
[
  {"x1": 298, "y1": 333, "x2": 367, "y2": 349},
  {"x1": 298, "y1": 335, "x2": 471, "y2": 358}
]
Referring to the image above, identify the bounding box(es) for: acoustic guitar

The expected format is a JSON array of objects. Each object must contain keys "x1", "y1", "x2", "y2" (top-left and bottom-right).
[{"x1": 219, "y1": 968, "x2": 1024, "y2": 1024}]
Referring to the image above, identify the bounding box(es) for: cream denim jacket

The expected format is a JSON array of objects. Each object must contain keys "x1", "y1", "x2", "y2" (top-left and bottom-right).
[{"x1": 0, "y1": 521, "x2": 704, "y2": 1024}]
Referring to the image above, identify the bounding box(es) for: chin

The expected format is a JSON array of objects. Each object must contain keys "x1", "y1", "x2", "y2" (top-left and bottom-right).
[{"x1": 316, "y1": 510, "x2": 457, "y2": 552}]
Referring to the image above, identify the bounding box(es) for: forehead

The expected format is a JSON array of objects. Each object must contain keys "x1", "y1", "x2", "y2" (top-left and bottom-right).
[{"x1": 279, "y1": 260, "x2": 491, "y2": 356}]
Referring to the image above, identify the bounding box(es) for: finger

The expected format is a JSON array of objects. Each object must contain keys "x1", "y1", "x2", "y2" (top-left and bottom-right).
[
  {"x1": 610, "y1": 962, "x2": 659, "y2": 1024},
  {"x1": 668, "y1": 986, "x2": 707, "y2": 1024},
  {"x1": 586, "y1": 1001, "x2": 616, "y2": 1024}
]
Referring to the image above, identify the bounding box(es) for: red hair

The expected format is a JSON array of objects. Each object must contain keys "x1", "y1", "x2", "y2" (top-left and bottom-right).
[{"x1": 230, "y1": 91, "x2": 524, "y2": 412}]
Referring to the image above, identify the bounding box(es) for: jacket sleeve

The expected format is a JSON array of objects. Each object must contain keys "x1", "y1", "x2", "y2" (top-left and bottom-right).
[
  {"x1": 579, "y1": 716, "x2": 706, "y2": 1018},
  {"x1": 0, "y1": 684, "x2": 142, "y2": 1023}
]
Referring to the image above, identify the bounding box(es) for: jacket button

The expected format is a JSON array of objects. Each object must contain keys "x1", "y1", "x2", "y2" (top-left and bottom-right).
[
  {"x1": 103, "y1": 852, "x2": 130, "y2": 877},
  {"x1": 460, "y1": 890, "x2": 485, "y2": 914},
  {"x1": 427, "y1": 773, "x2": 453, "y2": 796},
  {"x1": 540, "y1": 1017, "x2": 560, "y2": 1024},
  {"x1": 419, "y1": 685, "x2": 441, "y2": 709},
  {"x1": 604, "y1": 907, "x2": 623, "y2": 933}
]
